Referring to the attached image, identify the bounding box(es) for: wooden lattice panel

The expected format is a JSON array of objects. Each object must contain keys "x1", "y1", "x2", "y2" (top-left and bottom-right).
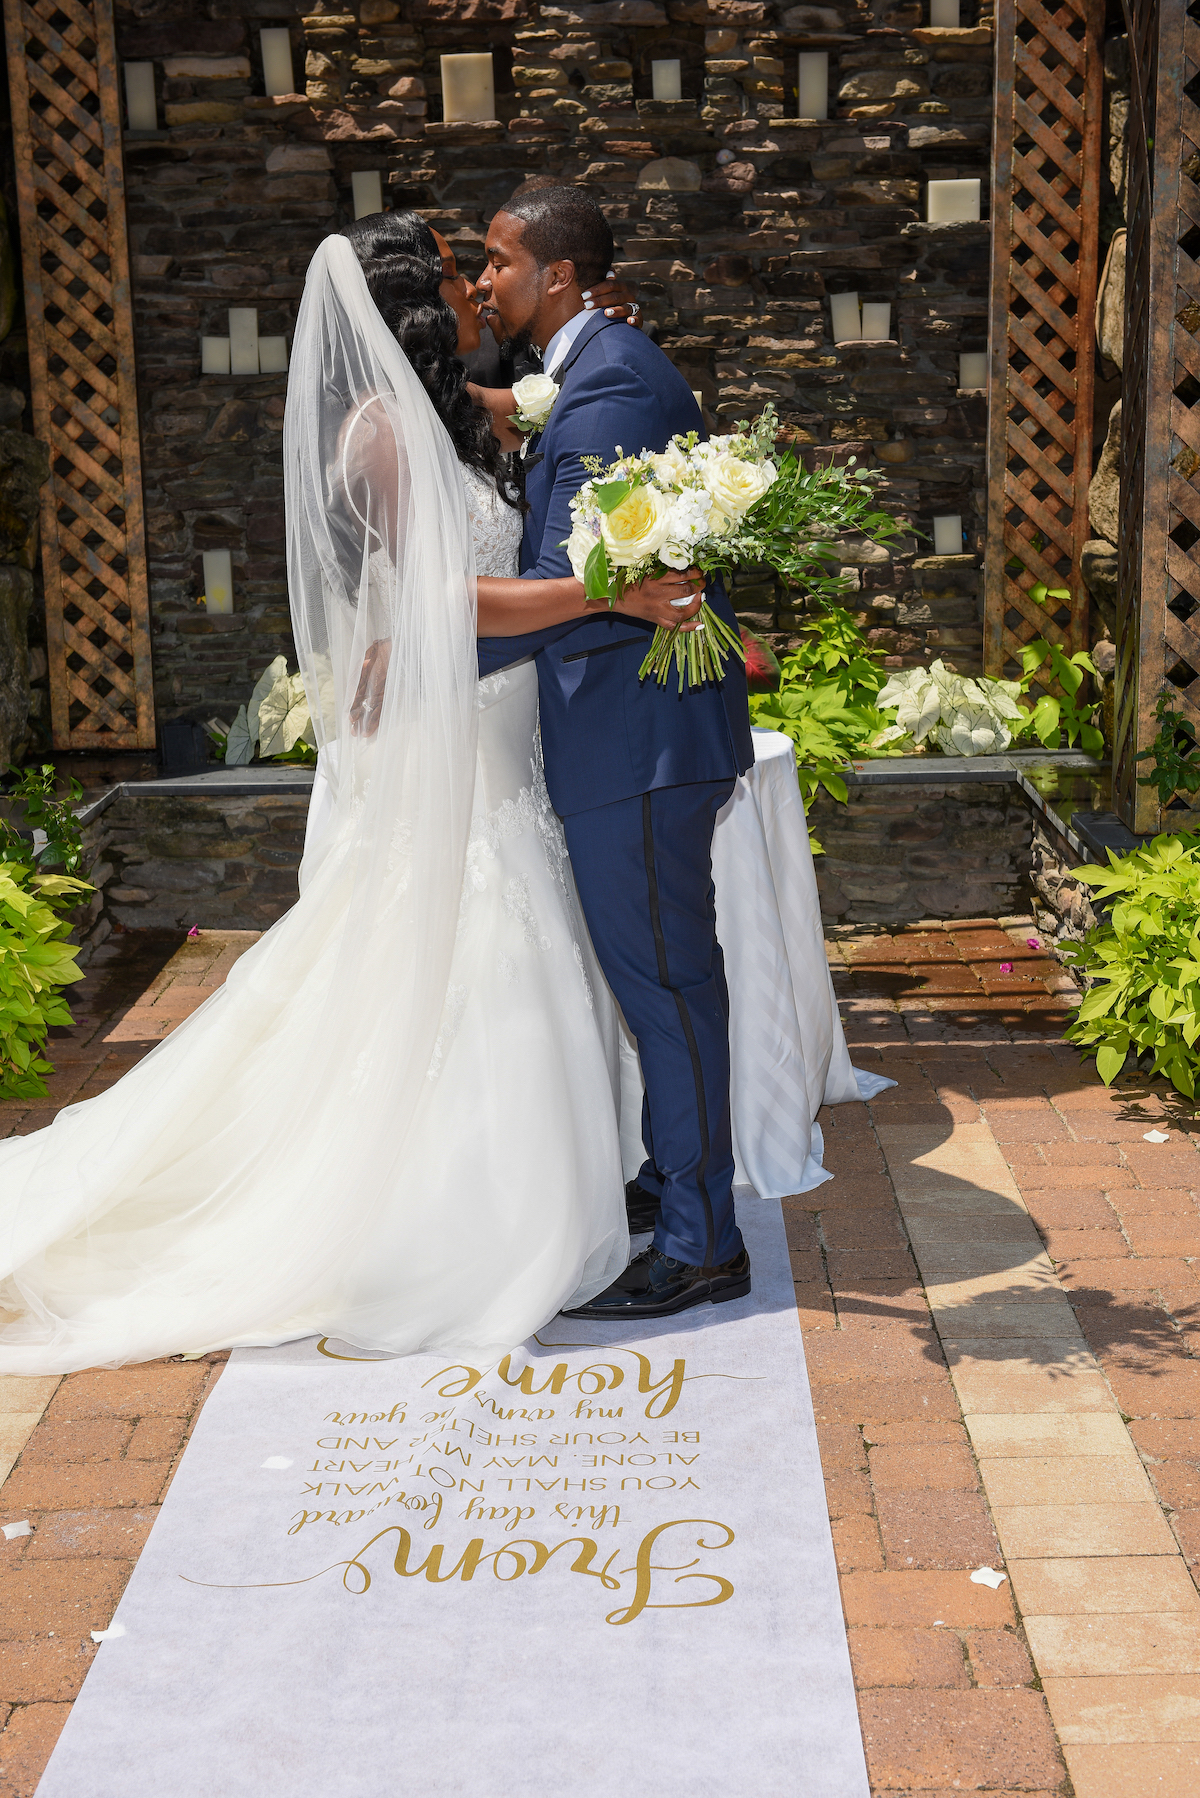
[
  {"x1": 3, "y1": 0, "x2": 154, "y2": 749},
  {"x1": 1114, "y1": 0, "x2": 1200, "y2": 833},
  {"x1": 984, "y1": 0, "x2": 1104, "y2": 686}
]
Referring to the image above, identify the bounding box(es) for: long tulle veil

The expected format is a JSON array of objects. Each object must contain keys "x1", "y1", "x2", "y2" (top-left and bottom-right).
[{"x1": 0, "y1": 234, "x2": 481, "y2": 1369}]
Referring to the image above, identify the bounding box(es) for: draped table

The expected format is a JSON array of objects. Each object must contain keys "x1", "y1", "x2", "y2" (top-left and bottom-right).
[{"x1": 618, "y1": 728, "x2": 892, "y2": 1197}]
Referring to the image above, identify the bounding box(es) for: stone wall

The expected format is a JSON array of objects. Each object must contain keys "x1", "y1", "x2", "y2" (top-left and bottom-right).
[
  {"x1": 809, "y1": 772, "x2": 1033, "y2": 923},
  {"x1": 78, "y1": 790, "x2": 310, "y2": 945},
  {"x1": 109, "y1": 0, "x2": 996, "y2": 731}
]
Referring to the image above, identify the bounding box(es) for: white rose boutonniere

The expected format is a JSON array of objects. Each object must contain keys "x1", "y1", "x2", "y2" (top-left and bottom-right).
[{"x1": 509, "y1": 373, "x2": 559, "y2": 453}]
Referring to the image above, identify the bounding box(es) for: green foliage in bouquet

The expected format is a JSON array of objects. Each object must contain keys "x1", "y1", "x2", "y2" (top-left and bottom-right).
[
  {"x1": 1063, "y1": 833, "x2": 1200, "y2": 1099},
  {"x1": 748, "y1": 607, "x2": 906, "y2": 809},
  {"x1": 0, "y1": 764, "x2": 93, "y2": 1099}
]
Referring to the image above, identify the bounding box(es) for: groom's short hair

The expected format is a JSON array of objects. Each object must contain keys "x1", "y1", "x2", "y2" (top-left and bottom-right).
[{"x1": 499, "y1": 186, "x2": 614, "y2": 290}]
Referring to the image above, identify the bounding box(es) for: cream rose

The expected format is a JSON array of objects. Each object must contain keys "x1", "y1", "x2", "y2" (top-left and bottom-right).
[
  {"x1": 600, "y1": 483, "x2": 674, "y2": 566},
  {"x1": 646, "y1": 440, "x2": 689, "y2": 486},
  {"x1": 510, "y1": 372, "x2": 559, "y2": 430},
  {"x1": 700, "y1": 451, "x2": 777, "y2": 520}
]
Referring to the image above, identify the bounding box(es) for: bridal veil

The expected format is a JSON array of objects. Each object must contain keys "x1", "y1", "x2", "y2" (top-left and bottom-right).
[{"x1": 0, "y1": 236, "x2": 483, "y2": 1369}]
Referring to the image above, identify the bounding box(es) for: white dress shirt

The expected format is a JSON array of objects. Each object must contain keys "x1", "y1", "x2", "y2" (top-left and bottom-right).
[{"x1": 542, "y1": 308, "x2": 592, "y2": 381}]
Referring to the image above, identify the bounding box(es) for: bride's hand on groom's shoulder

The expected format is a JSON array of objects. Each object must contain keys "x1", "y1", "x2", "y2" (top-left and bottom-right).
[
  {"x1": 602, "y1": 568, "x2": 704, "y2": 631},
  {"x1": 350, "y1": 638, "x2": 391, "y2": 737}
]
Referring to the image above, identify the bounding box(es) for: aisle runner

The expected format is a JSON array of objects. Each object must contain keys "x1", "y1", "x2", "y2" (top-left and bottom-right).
[{"x1": 39, "y1": 1199, "x2": 868, "y2": 1798}]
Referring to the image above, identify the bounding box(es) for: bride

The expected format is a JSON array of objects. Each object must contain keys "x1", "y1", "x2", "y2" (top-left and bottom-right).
[{"x1": 0, "y1": 217, "x2": 706, "y2": 1372}]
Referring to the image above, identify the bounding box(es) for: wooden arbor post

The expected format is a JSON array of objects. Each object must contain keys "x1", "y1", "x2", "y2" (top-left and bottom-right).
[
  {"x1": 984, "y1": 0, "x2": 1104, "y2": 685},
  {"x1": 1113, "y1": 0, "x2": 1200, "y2": 833},
  {"x1": 2, "y1": 0, "x2": 154, "y2": 751}
]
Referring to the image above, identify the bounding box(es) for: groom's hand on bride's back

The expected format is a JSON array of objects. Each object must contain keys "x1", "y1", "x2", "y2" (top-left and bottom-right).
[{"x1": 597, "y1": 567, "x2": 704, "y2": 631}]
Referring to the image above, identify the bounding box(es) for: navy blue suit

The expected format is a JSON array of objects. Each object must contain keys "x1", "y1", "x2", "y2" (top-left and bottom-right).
[{"x1": 477, "y1": 312, "x2": 753, "y2": 1269}]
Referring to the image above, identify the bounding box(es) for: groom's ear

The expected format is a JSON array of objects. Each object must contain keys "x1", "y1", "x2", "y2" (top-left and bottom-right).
[{"x1": 544, "y1": 257, "x2": 578, "y2": 298}]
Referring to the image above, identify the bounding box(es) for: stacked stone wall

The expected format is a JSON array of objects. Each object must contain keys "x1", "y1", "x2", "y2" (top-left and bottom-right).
[{"x1": 111, "y1": 0, "x2": 996, "y2": 728}]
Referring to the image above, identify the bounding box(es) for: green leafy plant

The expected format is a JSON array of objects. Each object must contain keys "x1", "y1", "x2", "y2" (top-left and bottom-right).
[
  {"x1": 1016, "y1": 639, "x2": 1104, "y2": 757},
  {"x1": 1136, "y1": 690, "x2": 1200, "y2": 807},
  {"x1": 0, "y1": 765, "x2": 94, "y2": 1097},
  {"x1": 749, "y1": 606, "x2": 905, "y2": 807},
  {"x1": 0, "y1": 861, "x2": 91, "y2": 1098},
  {"x1": 0, "y1": 763, "x2": 88, "y2": 878},
  {"x1": 206, "y1": 657, "x2": 318, "y2": 767},
  {"x1": 1064, "y1": 832, "x2": 1200, "y2": 1098}
]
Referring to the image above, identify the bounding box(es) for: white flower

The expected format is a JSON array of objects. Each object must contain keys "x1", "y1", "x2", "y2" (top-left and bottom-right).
[
  {"x1": 646, "y1": 440, "x2": 689, "y2": 486},
  {"x1": 700, "y1": 449, "x2": 777, "y2": 520},
  {"x1": 566, "y1": 515, "x2": 601, "y2": 580},
  {"x1": 600, "y1": 482, "x2": 674, "y2": 565},
  {"x1": 510, "y1": 373, "x2": 559, "y2": 431}
]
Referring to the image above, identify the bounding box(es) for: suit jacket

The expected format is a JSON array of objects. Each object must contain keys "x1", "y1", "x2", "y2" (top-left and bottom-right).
[{"x1": 477, "y1": 311, "x2": 753, "y2": 817}]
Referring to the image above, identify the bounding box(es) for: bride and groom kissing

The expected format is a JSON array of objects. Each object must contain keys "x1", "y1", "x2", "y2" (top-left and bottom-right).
[{"x1": 0, "y1": 185, "x2": 756, "y2": 1374}]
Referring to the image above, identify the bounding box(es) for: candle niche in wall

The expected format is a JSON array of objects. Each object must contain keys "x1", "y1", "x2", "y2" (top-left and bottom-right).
[
  {"x1": 651, "y1": 60, "x2": 682, "y2": 102},
  {"x1": 258, "y1": 337, "x2": 289, "y2": 374},
  {"x1": 351, "y1": 171, "x2": 384, "y2": 219},
  {"x1": 860, "y1": 302, "x2": 892, "y2": 341},
  {"x1": 933, "y1": 515, "x2": 963, "y2": 555},
  {"x1": 926, "y1": 178, "x2": 981, "y2": 223},
  {"x1": 229, "y1": 308, "x2": 260, "y2": 376},
  {"x1": 202, "y1": 550, "x2": 234, "y2": 615},
  {"x1": 260, "y1": 28, "x2": 296, "y2": 98},
  {"x1": 124, "y1": 62, "x2": 157, "y2": 131},
  {"x1": 201, "y1": 337, "x2": 231, "y2": 375},
  {"x1": 797, "y1": 52, "x2": 828, "y2": 121},
  {"x1": 959, "y1": 351, "x2": 988, "y2": 389},
  {"x1": 440, "y1": 54, "x2": 495, "y2": 123},
  {"x1": 830, "y1": 292, "x2": 861, "y2": 343}
]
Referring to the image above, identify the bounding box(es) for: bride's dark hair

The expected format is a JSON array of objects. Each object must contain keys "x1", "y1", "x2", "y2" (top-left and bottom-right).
[{"x1": 342, "y1": 209, "x2": 515, "y2": 505}]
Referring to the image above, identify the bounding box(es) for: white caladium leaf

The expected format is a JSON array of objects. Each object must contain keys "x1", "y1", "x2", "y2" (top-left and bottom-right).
[
  {"x1": 255, "y1": 672, "x2": 294, "y2": 757},
  {"x1": 247, "y1": 655, "x2": 288, "y2": 748},
  {"x1": 224, "y1": 703, "x2": 253, "y2": 766}
]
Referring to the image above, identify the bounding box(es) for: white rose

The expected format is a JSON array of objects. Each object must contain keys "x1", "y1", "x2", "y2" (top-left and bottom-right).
[
  {"x1": 700, "y1": 450, "x2": 777, "y2": 520},
  {"x1": 646, "y1": 440, "x2": 689, "y2": 486},
  {"x1": 566, "y1": 516, "x2": 600, "y2": 580},
  {"x1": 599, "y1": 482, "x2": 674, "y2": 566},
  {"x1": 511, "y1": 373, "x2": 559, "y2": 428}
]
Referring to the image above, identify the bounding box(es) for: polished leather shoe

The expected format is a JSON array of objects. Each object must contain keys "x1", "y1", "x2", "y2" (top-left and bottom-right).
[
  {"x1": 625, "y1": 1179, "x2": 660, "y2": 1235},
  {"x1": 563, "y1": 1244, "x2": 751, "y2": 1320}
]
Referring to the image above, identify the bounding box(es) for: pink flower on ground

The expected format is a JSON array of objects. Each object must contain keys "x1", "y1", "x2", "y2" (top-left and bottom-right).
[
  {"x1": 999, "y1": 961, "x2": 1013, "y2": 973},
  {"x1": 187, "y1": 926, "x2": 200, "y2": 940},
  {"x1": 1027, "y1": 936, "x2": 1041, "y2": 949}
]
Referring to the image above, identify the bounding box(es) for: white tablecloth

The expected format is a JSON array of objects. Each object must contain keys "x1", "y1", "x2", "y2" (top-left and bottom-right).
[{"x1": 618, "y1": 729, "x2": 892, "y2": 1198}]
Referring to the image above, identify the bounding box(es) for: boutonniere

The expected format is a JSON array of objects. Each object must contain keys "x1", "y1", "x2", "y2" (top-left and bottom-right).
[{"x1": 509, "y1": 373, "x2": 559, "y2": 458}]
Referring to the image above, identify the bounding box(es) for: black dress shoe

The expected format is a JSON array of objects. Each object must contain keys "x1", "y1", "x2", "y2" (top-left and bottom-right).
[
  {"x1": 564, "y1": 1244, "x2": 751, "y2": 1320},
  {"x1": 625, "y1": 1179, "x2": 660, "y2": 1235}
]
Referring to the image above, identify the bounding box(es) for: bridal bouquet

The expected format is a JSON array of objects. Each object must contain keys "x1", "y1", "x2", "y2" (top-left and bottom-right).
[{"x1": 565, "y1": 402, "x2": 905, "y2": 691}]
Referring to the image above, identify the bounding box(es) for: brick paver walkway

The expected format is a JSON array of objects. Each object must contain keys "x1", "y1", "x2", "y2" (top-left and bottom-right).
[{"x1": 2, "y1": 920, "x2": 1200, "y2": 1794}]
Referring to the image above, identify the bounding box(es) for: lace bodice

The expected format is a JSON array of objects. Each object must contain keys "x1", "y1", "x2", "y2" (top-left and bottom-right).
[{"x1": 462, "y1": 463, "x2": 522, "y2": 579}]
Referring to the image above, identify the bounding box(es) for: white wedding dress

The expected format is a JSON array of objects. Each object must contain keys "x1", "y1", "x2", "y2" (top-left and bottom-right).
[{"x1": 0, "y1": 463, "x2": 629, "y2": 1371}]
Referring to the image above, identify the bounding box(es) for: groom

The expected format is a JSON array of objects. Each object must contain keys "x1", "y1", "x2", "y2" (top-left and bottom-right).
[{"x1": 476, "y1": 186, "x2": 754, "y2": 1320}]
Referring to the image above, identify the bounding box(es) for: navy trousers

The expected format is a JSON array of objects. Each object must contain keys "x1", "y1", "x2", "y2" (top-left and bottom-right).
[{"x1": 563, "y1": 780, "x2": 743, "y2": 1269}]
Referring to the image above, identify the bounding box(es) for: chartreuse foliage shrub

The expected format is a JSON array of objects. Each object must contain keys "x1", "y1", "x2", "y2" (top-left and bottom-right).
[
  {"x1": 0, "y1": 765, "x2": 92, "y2": 1100},
  {"x1": 1064, "y1": 832, "x2": 1200, "y2": 1099}
]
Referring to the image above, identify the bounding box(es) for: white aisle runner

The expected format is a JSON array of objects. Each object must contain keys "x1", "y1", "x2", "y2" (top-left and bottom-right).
[{"x1": 38, "y1": 1199, "x2": 868, "y2": 1798}]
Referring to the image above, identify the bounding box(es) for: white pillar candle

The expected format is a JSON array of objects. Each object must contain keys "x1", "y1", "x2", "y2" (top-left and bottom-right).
[
  {"x1": 228, "y1": 308, "x2": 259, "y2": 376},
  {"x1": 861, "y1": 301, "x2": 891, "y2": 340},
  {"x1": 351, "y1": 170, "x2": 384, "y2": 219},
  {"x1": 258, "y1": 336, "x2": 289, "y2": 374},
  {"x1": 797, "y1": 51, "x2": 829, "y2": 121},
  {"x1": 201, "y1": 336, "x2": 231, "y2": 375},
  {"x1": 830, "y1": 291, "x2": 861, "y2": 342},
  {"x1": 202, "y1": 549, "x2": 233, "y2": 615},
  {"x1": 933, "y1": 514, "x2": 963, "y2": 555},
  {"x1": 440, "y1": 53, "x2": 495, "y2": 123},
  {"x1": 652, "y1": 59, "x2": 682, "y2": 102},
  {"x1": 959, "y1": 351, "x2": 988, "y2": 388},
  {"x1": 929, "y1": 0, "x2": 960, "y2": 23},
  {"x1": 125, "y1": 62, "x2": 157, "y2": 130},
  {"x1": 260, "y1": 28, "x2": 296, "y2": 98},
  {"x1": 927, "y1": 178, "x2": 981, "y2": 222}
]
